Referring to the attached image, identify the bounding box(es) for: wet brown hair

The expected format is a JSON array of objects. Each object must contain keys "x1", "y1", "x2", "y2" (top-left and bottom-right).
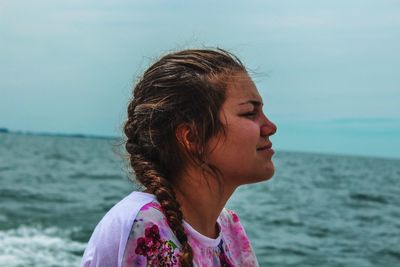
[{"x1": 124, "y1": 48, "x2": 246, "y2": 266}]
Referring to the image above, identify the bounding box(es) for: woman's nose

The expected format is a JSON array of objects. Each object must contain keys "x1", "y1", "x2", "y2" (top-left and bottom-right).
[{"x1": 261, "y1": 117, "x2": 277, "y2": 137}]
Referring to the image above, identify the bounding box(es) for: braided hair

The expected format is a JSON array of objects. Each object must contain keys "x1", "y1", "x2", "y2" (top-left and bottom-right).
[{"x1": 124, "y1": 49, "x2": 246, "y2": 266}]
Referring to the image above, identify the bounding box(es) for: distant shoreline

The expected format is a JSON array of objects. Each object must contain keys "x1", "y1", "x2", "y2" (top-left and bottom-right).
[
  {"x1": 1, "y1": 127, "x2": 399, "y2": 161},
  {"x1": 0, "y1": 127, "x2": 117, "y2": 140}
]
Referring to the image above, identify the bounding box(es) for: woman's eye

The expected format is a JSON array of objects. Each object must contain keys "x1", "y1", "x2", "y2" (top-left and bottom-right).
[{"x1": 241, "y1": 112, "x2": 257, "y2": 118}]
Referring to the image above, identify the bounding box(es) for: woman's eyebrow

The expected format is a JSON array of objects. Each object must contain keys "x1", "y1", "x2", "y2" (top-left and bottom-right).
[{"x1": 238, "y1": 100, "x2": 263, "y2": 107}]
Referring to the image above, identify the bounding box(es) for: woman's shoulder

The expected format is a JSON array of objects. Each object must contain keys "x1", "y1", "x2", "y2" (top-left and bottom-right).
[
  {"x1": 218, "y1": 208, "x2": 250, "y2": 241},
  {"x1": 135, "y1": 201, "x2": 164, "y2": 221},
  {"x1": 122, "y1": 198, "x2": 182, "y2": 266},
  {"x1": 130, "y1": 198, "x2": 181, "y2": 241},
  {"x1": 218, "y1": 208, "x2": 242, "y2": 227},
  {"x1": 218, "y1": 209, "x2": 259, "y2": 267},
  {"x1": 218, "y1": 208, "x2": 250, "y2": 245}
]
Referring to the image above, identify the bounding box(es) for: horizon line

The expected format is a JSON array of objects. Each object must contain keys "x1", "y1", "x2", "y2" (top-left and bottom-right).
[{"x1": 1, "y1": 127, "x2": 399, "y2": 161}]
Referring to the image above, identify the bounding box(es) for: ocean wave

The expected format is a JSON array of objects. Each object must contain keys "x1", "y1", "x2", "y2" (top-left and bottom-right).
[
  {"x1": 0, "y1": 226, "x2": 85, "y2": 267},
  {"x1": 349, "y1": 193, "x2": 388, "y2": 204}
]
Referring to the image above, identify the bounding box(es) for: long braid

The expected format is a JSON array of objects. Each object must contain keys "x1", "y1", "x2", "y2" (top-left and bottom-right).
[
  {"x1": 124, "y1": 49, "x2": 246, "y2": 266},
  {"x1": 125, "y1": 107, "x2": 194, "y2": 266}
]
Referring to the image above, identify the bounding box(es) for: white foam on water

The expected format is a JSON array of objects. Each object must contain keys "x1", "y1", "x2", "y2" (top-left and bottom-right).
[{"x1": 0, "y1": 226, "x2": 86, "y2": 267}]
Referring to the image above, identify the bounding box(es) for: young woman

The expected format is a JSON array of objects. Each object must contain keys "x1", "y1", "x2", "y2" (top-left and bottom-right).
[{"x1": 81, "y1": 49, "x2": 277, "y2": 267}]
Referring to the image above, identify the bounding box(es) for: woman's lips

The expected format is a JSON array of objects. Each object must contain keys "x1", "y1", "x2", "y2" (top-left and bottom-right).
[
  {"x1": 257, "y1": 143, "x2": 272, "y2": 150},
  {"x1": 257, "y1": 143, "x2": 275, "y2": 156}
]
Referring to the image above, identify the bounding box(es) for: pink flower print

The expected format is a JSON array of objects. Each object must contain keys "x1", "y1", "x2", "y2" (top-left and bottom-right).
[
  {"x1": 134, "y1": 224, "x2": 180, "y2": 266},
  {"x1": 145, "y1": 224, "x2": 162, "y2": 252},
  {"x1": 228, "y1": 210, "x2": 239, "y2": 223},
  {"x1": 218, "y1": 240, "x2": 234, "y2": 267},
  {"x1": 145, "y1": 224, "x2": 160, "y2": 242},
  {"x1": 135, "y1": 237, "x2": 148, "y2": 255}
]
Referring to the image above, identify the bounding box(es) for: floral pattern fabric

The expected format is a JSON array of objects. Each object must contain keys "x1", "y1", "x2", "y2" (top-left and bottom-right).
[{"x1": 122, "y1": 201, "x2": 259, "y2": 267}]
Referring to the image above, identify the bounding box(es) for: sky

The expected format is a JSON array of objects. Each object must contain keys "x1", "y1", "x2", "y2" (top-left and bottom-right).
[{"x1": 1, "y1": 0, "x2": 399, "y2": 159}]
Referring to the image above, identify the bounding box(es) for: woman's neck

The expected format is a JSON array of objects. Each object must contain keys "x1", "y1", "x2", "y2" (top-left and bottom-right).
[{"x1": 174, "y1": 167, "x2": 236, "y2": 239}]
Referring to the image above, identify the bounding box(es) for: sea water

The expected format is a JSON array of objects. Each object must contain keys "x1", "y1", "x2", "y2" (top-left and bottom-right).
[{"x1": 0, "y1": 133, "x2": 399, "y2": 267}]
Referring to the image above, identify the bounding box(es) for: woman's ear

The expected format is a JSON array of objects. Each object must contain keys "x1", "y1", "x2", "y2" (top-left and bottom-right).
[{"x1": 175, "y1": 123, "x2": 197, "y2": 152}]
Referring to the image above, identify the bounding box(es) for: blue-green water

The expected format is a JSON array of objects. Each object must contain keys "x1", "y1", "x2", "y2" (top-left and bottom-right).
[{"x1": 0, "y1": 133, "x2": 399, "y2": 267}]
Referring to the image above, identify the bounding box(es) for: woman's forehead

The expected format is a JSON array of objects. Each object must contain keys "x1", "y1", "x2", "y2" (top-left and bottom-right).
[{"x1": 225, "y1": 74, "x2": 262, "y2": 104}]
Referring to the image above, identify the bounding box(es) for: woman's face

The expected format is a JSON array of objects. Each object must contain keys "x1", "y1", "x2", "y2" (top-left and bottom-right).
[{"x1": 206, "y1": 72, "x2": 277, "y2": 188}]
